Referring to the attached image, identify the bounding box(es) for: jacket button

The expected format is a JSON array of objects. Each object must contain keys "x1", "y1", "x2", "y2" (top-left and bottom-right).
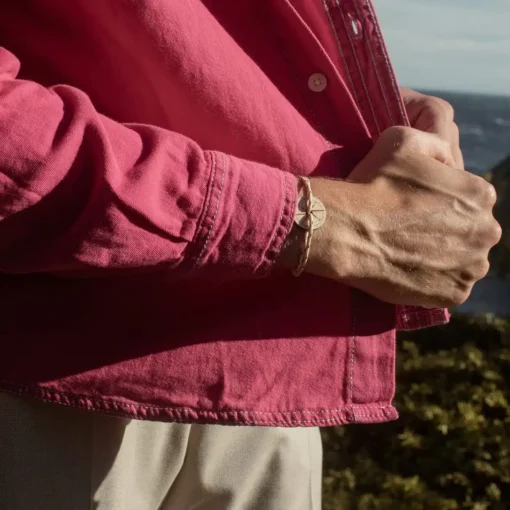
[{"x1": 308, "y1": 73, "x2": 328, "y2": 92}]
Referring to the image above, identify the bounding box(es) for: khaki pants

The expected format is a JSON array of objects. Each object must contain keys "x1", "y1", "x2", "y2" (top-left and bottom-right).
[{"x1": 0, "y1": 394, "x2": 322, "y2": 510}]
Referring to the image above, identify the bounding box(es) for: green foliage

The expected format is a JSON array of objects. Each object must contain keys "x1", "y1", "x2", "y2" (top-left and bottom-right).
[{"x1": 322, "y1": 315, "x2": 510, "y2": 509}]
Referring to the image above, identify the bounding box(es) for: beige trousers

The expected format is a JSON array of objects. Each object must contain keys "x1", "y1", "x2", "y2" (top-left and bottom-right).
[{"x1": 0, "y1": 393, "x2": 322, "y2": 510}]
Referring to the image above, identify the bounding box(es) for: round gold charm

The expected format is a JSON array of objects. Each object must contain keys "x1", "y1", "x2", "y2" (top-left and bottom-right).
[{"x1": 294, "y1": 195, "x2": 326, "y2": 230}]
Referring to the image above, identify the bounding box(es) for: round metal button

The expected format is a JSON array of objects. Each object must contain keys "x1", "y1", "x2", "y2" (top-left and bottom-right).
[
  {"x1": 294, "y1": 196, "x2": 327, "y2": 230},
  {"x1": 308, "y1": 73, "x2": 328, "y2": 92}
]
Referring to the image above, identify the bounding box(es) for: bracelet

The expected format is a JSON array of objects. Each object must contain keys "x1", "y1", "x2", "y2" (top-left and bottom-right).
[{"x1": 292, "y1": 177, "x2": 326, "y2": 277}]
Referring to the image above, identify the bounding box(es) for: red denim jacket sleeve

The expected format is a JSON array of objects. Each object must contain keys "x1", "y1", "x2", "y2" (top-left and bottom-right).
[{"x1": 0, "y1": 48, "x2": 297, "y2": 277}]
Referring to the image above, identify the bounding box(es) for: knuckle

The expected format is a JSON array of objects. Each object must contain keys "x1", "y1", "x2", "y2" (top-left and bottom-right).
[
  {"x1": 459, "y1": 268, "x2": 477, "y2": 285},
  {"x1": 380, "y1": 126, "x2": 418, "y2": 160},
  {"x1": 434, "y1": 286, "x2": 470, "y2": 308},
  {"x1": 439, "y1": 137, "x2": 453, "y2": 156},
  {"x1": 471, "y1": 177, "x2": 497, "y2": 206},
  {"x1": 449, "y1": 289, "x2": 470, "y2": 307},
  {"x1": 431, "y1": 97, "x2": 455, "y2": 120},
  {"x1": 382, "y1": 126, "x2": 411, "y2": 148},
  {"x1": 458, "y1": 290, "x2": 471, "y2": 306},
  {"x1": 440, "y1": 297, "x2": 460, "y2": 309},
  {"x1": 480, "y1": 218, "x2": 503, "y2": 246},
  {"x1": 474, "y1": 260, "x2": 490, "y2": 280},
  {"x1": 385, "y1": 125, "x2": 409, "y2": 137},
  {"x1": 489, "y1": 220, "x2": 503, "y2": 244},
  {"x1": 451, "y1": 122, "x2": 460, "y2": 143},
  {"x1": 443, "y1": 102, "x2": 455, "y2": 121},
  {"x1": 483, "y1": 181, "x2": 498, "y2": 205}
]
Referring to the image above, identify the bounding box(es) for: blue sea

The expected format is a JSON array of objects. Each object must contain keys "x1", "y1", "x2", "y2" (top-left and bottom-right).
[
  {"x1": 423, "y1": 90, "x2": 510, "y2": 316},
  {"x1": 423, "y1": 90, "x2": 510, "y2": 175}
]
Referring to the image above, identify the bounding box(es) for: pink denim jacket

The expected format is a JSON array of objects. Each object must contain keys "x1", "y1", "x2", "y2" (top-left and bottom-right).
[{"x1": 0, "y1": 0, "x2": 448, "y2": 427}]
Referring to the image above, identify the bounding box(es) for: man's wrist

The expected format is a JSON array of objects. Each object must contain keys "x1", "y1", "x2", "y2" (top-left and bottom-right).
[{"x1": 275, "y1": 176, "x2": 356, "y2": 281}]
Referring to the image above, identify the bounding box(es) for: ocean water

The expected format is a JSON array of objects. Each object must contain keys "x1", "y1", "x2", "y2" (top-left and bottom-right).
[
  {"x1": 420, "y1": 90, "x2": 510, "y2": 175},
  {"x1": 420, "y1": 90, "x2": 510, "y2": 316}
]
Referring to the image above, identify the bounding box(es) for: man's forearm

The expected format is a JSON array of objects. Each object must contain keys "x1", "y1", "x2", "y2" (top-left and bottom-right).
[{"x1": 276, "y1": 127, "x2": 500, "y2": 309}]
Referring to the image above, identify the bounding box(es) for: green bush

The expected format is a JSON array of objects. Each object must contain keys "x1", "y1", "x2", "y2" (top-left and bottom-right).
[{"x1": 322, "y1": 315, "x2": 510, "y2": 510}]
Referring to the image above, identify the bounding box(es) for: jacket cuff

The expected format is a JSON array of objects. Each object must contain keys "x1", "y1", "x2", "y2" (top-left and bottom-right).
[
  {"x1": 396, "y1": 306, "x2": 450, "y2": 331},
  {"x1": 191, "y1": 150, "x2": 297, "y2": 277}
]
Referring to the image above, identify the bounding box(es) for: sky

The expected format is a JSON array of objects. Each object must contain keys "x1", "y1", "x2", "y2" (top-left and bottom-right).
[{"x1": 372, "y1": 0, "x2": 510, "y2": 95}]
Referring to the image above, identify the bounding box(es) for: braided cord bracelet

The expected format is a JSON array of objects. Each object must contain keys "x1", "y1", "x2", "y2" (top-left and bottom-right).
[{"x1": 293, "y1": 177, "x2": 326, "y2": 277}]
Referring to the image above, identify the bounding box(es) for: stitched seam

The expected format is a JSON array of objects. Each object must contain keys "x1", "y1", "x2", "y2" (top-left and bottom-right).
[
  {"x1": 322, "y1": 0, "x2": 359, "y2": 105},
  {"x1": 399, "y1": 320, "x2": 448, "y2": 330},
  {"x1": 189, "y1": 150, "x2": 217, "y2": 265},
  {"x1": 0, "y1": 380, "x2": 391, "y2": 415},
  {"x1": 336, "y1": 1, "x2": 380, "y2": 134},
  {"x1": 389, "y1": 328, "x2": 397, "y2": 406},
  {"x1": 399, "y1": 320, "x2": 448, "y2": 331},
  {"x1": 189, "y1": 151, "x2": 216, "y2": 246},
  {"x1": 398, "y1": 306, "x2": 449, "y2": 330},
  {"x1": 365, "y1": 0, "x2": 407, "y2": 124},
  {"x1": 351, "y1": 0, "x2": 394, "y2": 126},
  {"x1": 0, "y1": 388, "x2": 393, "y2": 426},
  {"x1": 194, "y1": 151, "x2": 226, "y2": 267},
  {"x1": 401, "y1": 308, "x2": 446, "y2": 316},
  {"x1": 261, "y1": 171, "x2": 292, "y2": 272},
  {"x1": 349, "y1": 297, "x2": 357, "y2": 422}
]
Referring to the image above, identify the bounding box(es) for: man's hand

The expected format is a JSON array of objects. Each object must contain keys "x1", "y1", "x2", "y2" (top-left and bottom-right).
[
  {"x1": 400, "y1": 87, "x2": 464, "y2": 170},
  {"x1": 294, "y1": 127, "x2": 501, "y2": 308}
]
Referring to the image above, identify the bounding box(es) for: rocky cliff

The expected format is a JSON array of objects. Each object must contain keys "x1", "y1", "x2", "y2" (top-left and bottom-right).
[{"x1": 486, "y1": 155, "x2": 510, "y2": 277}]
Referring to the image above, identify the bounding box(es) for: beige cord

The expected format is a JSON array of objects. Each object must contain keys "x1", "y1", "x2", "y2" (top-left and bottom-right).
[{"x1": 293, "y1": 177, "x2": 314, "y2": 277}]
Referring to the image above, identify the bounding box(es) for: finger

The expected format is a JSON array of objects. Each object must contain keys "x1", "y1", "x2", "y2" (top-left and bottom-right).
[
  {"x1": 425, "y1": 120, "x2": 464, "y2": 171},
  {"x1": 406, "y1": 128, "x2": 457, "y2": 169},
  {"x1": 450, "y1": 123, "x2": 465, "y2": 170}
]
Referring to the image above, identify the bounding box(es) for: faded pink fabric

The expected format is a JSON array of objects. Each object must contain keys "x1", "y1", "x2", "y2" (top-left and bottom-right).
[{"x1": 0, "y1": 0, "x2": 448, "y2": 427}]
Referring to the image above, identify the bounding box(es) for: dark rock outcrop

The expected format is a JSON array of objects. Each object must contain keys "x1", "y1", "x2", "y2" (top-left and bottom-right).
[{"x1": 486, "y1": 155, "x2": 510, "y2": 278}]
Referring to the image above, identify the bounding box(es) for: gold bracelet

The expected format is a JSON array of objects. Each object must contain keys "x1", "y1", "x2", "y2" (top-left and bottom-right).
[{"x1": 292, "y1": 177, "x2": 326, "y2": 277}]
